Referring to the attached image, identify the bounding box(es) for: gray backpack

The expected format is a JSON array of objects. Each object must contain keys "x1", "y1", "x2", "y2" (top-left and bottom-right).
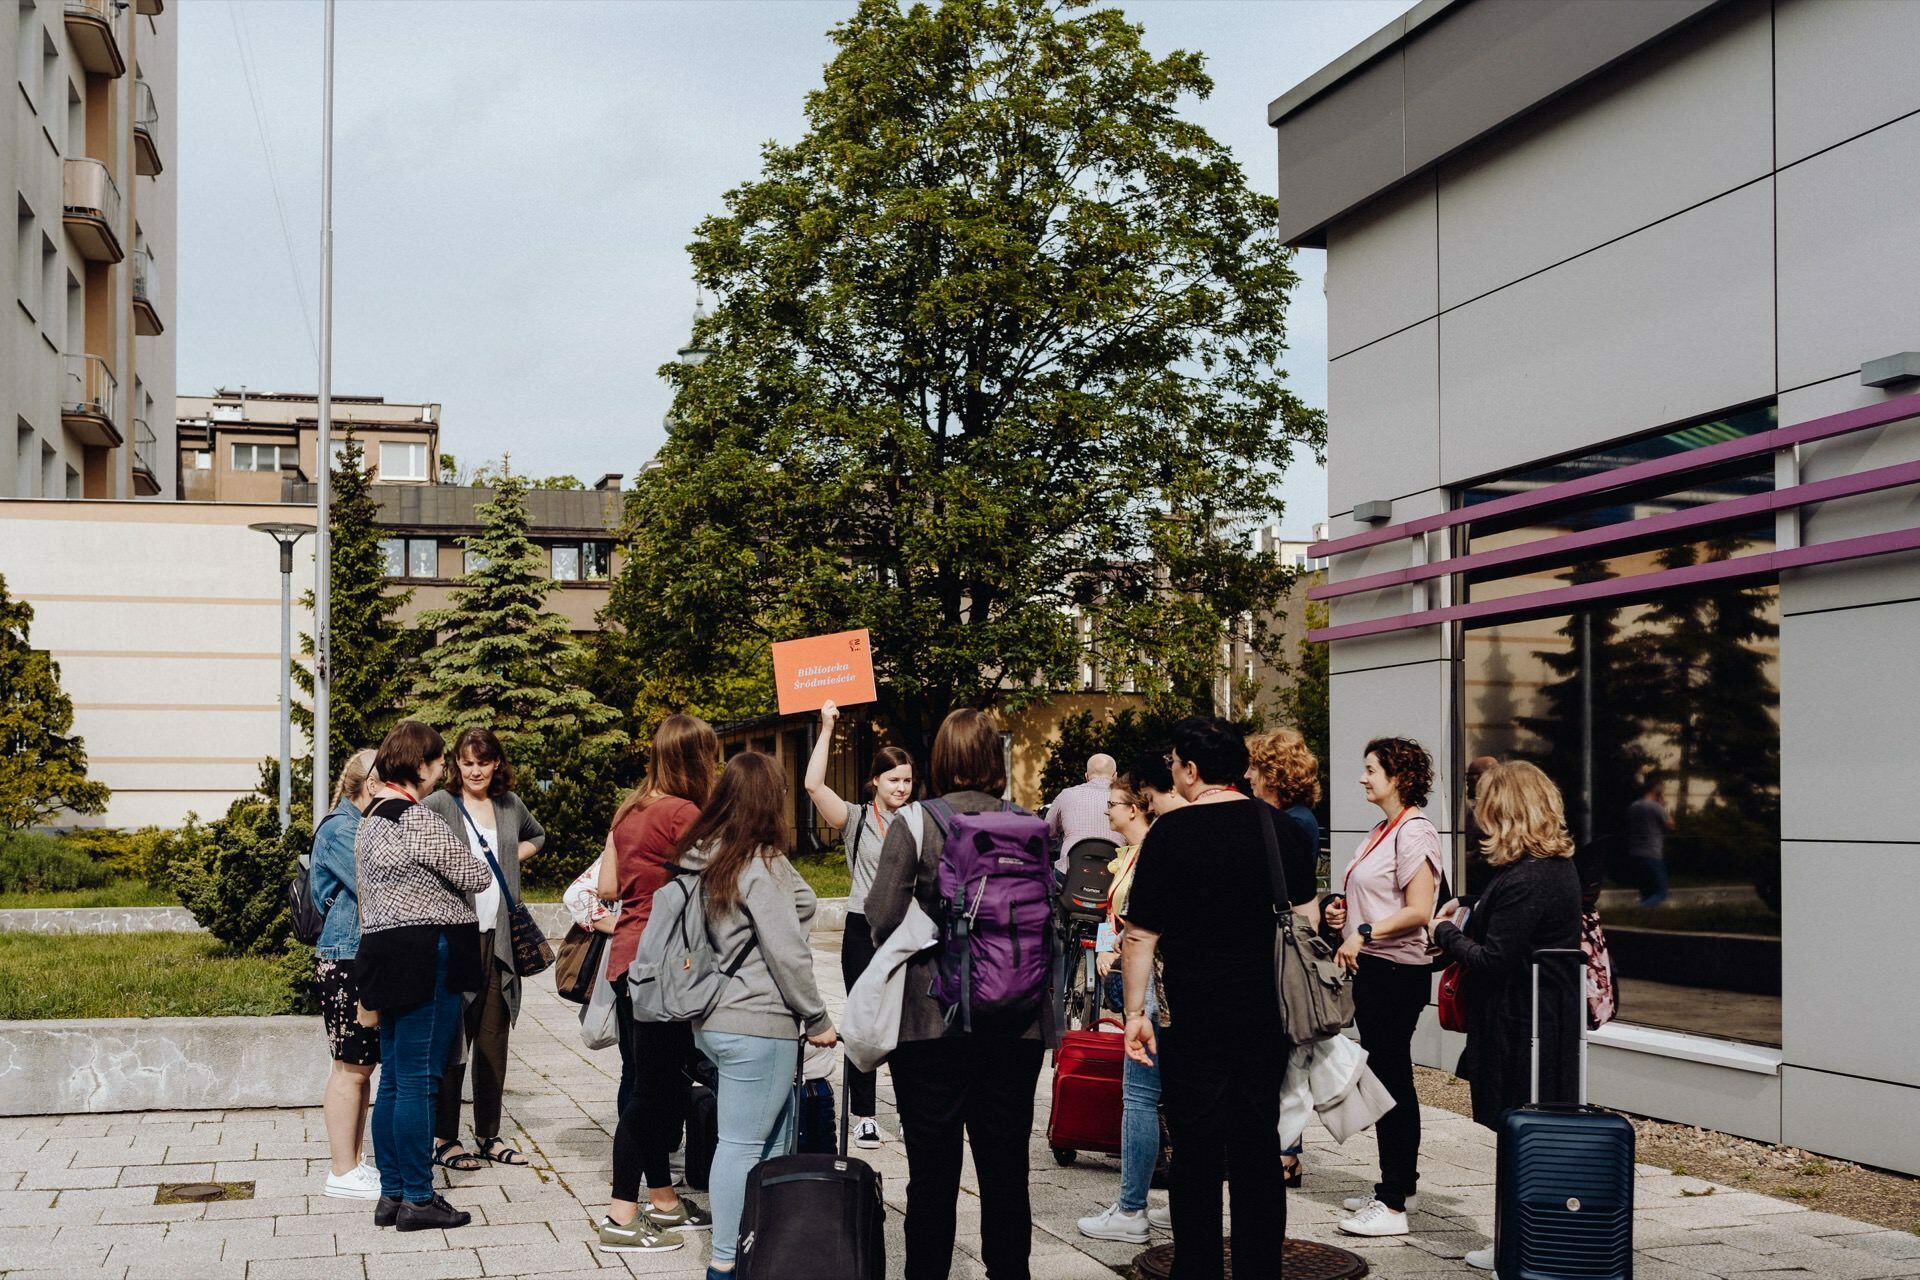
[{"x1": 627, "y1": 869, "x2": 756, "y2": 1023}]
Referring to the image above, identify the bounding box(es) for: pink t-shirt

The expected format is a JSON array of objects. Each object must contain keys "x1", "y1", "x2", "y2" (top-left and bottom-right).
[{"x1": 1341, "y1": 810, "x2": 1445, "y2": 967}]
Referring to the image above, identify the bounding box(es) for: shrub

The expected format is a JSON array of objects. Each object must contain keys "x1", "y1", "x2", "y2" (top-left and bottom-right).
[
  {"x1": 168, "y1": 800, "x2": 308, "y2": 956},
  {"x1": 0, "y1": 831, "x2": 112, "y2": 894},
  {"x1": 56, "y1": 826, "x2": 182, "y2": 884}
]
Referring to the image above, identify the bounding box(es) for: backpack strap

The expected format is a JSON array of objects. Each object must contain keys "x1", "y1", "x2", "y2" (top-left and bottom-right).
[{"x1": 924, "y1": 797, "x2": 955, "y2": 838}]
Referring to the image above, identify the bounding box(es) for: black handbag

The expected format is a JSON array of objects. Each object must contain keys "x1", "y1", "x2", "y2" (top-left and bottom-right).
[{"x1": 454, "y1": 795, "x2": 554, "y2": 978}]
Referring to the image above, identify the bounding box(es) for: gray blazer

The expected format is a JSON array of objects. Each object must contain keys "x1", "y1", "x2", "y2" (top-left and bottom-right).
[{"x1": 423, "y1": 788, "x2": 547, "y2": 1026}]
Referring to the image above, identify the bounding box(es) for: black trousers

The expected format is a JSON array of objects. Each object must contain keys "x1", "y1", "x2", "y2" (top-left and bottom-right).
[
  {"x1": 839, "y1": 913, "x2": 879, "y2": 1117},
  {"x1": 1353, "y1": 953, "x2": 1431, "y2": 1210},
  {"x1": 435, "y1": 939, "x2": 510, "y2": 1142},
  {"x1": 611, "y1": 983, "x2": 695, "y2": 1198},
  {"x1": 1159, "y1": 1024, "x2": 1287, "y2": 1280},
  {"x1": 889, "y1": 1036, "x2": 1045, "y2": 1280}
]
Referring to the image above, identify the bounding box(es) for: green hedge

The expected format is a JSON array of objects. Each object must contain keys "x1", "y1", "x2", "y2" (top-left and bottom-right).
[{"x1": 0, "y1": 832, "x2": 112, "y2": 894}]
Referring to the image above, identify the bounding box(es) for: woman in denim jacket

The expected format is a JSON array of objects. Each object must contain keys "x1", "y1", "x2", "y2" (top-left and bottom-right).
[{"x1": 311, "y1": 748, "x2": 380, "y2": 1200}]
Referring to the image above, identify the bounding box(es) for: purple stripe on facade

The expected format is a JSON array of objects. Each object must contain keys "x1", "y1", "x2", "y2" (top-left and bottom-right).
[
  {"x1": 1308, "y1": 525, "x2": 1920, "y2": 644},
  {"x1": 1309, "y1": 456, "x2": 1920, "y2": 602},
  {"x1": 1308, "y1": 390, "x2": 1920, "y2": 560}
]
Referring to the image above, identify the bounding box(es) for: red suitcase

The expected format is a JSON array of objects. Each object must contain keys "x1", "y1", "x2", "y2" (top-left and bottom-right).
[{"x1": 1047, "y1": 1016, "x2": 1125, "y2": 1166}]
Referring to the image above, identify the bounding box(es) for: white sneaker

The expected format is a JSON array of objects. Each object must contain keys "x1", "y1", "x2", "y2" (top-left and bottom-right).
[
  {"x1": 1342, "y1": 1193, "x2": 1418, "y2": 1213},
  {"x1": 1077, "y1": 1202, "x2": 1150, "y2": 1244},
  {"x1": 853, "y1": 1118, "x2": 881, "y2": 1149},
  {"x1": 322, "y1": 1163, "x2": 381, "y2": 1201},
  {"x1": 1337, "y1": 1198, "x2": 1410, "y2": 1237},
  {"x1": 1147, "y1": 1203, "x2": 1171, "y2": 1230},
  {"x1": 1465, "y1": 1245, "x2": 1495, "y2": 1270}
]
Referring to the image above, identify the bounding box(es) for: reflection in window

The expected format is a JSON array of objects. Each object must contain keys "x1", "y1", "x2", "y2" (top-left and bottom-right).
[
  {"x1": 582, "y1": 541, "x2": 611, "y2": 580},
  {"x1": 408, "y1": 539, "x2": 437, "y2": 579},
  {"x1": 552, "y1": 545, "x2": 581, "y2": 581},
  {"x1": 464, "y1": 550, "x2": 491, "y2": 576},
  {"x1": 378, "y1": 537, "x2": 405, "y2": 578}
]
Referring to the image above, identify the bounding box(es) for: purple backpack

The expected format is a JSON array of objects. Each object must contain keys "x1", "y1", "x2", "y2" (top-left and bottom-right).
[{"x1": 924, "y1": 798, "x2": 1054, "y2": 1032}]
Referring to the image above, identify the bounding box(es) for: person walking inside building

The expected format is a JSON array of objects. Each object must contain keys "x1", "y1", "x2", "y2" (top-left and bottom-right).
[
  {"x1": 596, "y1": 714, "x2": 720, "y2": 1254},
  {"x1": 1120, "y1": 716, "x2": 1318, "y2": 1280},
  {"x1": 1045, "y1": 752, "x2": 1118, "y2": 875},
  {"x1": 311, "y1": 747, "x2": 381, "y2": 1201},
  {"x1": 867, "y1": 708, "x2": 1054, "y2": 1280},
  {"x1": 803, "y1": 698, "x2": 913, "y2": 1151},
  {"x1": 1626, "y1": 775, "x2": 1674, "y2": 907},
  {"x1": 424, "y1": 727, "x2": 545, "y2": 1174},
  {"x1": 355, "y1": 721, "x2": 493, "y2": 1231},
  {"x1": 636, "y1": 751, "x2": 837, "y2": 1276},
  {"x1": 1432, "y1": 761, "x2": 1582, "y2": 1272},
  {"x1": 1327, "y1": 737, "x2": 1445, "y2": 1239}
]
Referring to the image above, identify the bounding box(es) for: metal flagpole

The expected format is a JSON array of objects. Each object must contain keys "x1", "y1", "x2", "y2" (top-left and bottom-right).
[{"x1": 312, "y1": 0, "x2": 335, "y2": 822}]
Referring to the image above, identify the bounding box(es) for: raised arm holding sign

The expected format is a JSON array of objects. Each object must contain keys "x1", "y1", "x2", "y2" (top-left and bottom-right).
[{"x1": 771, "y1": 628, "x2": 878, "y2": 716}]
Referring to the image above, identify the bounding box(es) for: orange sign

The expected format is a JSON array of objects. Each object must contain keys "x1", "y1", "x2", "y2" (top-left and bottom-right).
[{"x1": 771, "y1": 628, "x2": 878, "y2": 716}]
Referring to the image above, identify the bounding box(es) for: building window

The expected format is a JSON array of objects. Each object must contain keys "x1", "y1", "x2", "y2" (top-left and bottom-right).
[
  {"x1": 379, "y1": 441, "x2": 428, "y2": 481},
  {"x1": 192, "y1": 451, "x2": 210, "y2": 470},
  {"x1": 1458, "y1": 404, "x2": 1781, "y2": 1047},
  {"x1": 15, "y1": 194, "x2": 36, "y2": 319},
  {"x1": 551, "y1": 544, "x2": 581, "y2": 582},
  {"x1": 378, "y1": 537, "x2": 439, "y2": 579},
  {"x1": 549, "y1": 541, "x2": 610, "y2": 582},
  {"x1": 232, "y1": 442, "x2": 297, "y2": 472},
  {"x1": 463, "y1": 550, "x2": 491, "y2": 575},
  {"x1": 64, "y1": 464, "x2": 77, "y2": 498},
  {"x1": 14, "y1": 2, "x2": 34, "y2": 109}
]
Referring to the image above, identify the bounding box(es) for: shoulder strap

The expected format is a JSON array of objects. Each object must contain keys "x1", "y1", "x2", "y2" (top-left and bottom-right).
[
  {"x1": 367, "y1": 796, "x2": 414, "y2": 823},
  {"x1": 454, "y1": 794, "x2": 518, "y2": 910},
  {"x1": 1256, "y1": 803, "x2": 1290, "y2": 915},
  {"x1": 924, "y1": 797, "x2": 955, "y2": 838}
]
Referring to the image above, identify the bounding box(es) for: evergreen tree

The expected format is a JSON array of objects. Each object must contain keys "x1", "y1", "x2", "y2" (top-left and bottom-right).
[
  {"x1": 293, "y1": 435, "x2": 417, "y2": 778},
  {"x1": 0, "y1": 573, "x2": 110, "y2": 829},
  {"x1": 1273, "y1": 595, "x2": 1331, "y2": 787}
]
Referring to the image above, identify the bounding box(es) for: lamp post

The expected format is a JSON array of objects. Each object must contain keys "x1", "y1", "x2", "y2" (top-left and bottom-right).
[{"x1": 251, "y1": 522, "x2": 316, "y2": 831}]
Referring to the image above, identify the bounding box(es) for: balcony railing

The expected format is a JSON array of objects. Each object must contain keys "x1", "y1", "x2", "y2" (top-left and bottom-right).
[
  {"x1": 62, "y1": 157, "x2": 124, "y2": 263},
  {"x1": 61, "y1": 353, "x2": 121, "y2": 448},
  {"x1": 133, "y1": 80, "x2": 162, "y2": 176},
  {"x1": 131, "y1": 419, "x2": 161, "y2": 494},
  {"x1": 131, "y1": 245, "x2": 163, "y2": 335},
  {"x1": 62, "y1": 0, "x2": 125, "y2": 78}
]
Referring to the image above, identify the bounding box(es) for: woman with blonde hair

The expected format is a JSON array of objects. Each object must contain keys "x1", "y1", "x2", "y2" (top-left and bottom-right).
[{"x1": 310, "y1": 747, "x2": 380, "y2": 1201}]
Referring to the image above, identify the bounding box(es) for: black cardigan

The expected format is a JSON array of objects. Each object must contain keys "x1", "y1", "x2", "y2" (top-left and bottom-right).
[{"x1": 1432, "y1": 856, "x2": 1582, "y2": 1130}]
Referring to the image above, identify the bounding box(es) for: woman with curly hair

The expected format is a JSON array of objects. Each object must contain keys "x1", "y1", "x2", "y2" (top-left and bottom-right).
[{"x1": 1328, "y1": 736, "x2": 1444, "y2": 1239}]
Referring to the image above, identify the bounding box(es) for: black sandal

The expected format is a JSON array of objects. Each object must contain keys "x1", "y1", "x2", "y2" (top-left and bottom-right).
[
  {"x1": 1281, "y1": 1155, "x2": 1303, "y2": 1189},
  {"x1": 432, "y1": 1140, "x2": 482, "y2": 1172},
  {"x1": 477, "y1": 1136, "x2": 530, "y2": 1167}
]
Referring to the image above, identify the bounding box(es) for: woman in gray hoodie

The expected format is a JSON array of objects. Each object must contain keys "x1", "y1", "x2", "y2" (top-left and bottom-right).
[{"x1": 639, "y1": 750, "x2": 835, "y2": 1279}]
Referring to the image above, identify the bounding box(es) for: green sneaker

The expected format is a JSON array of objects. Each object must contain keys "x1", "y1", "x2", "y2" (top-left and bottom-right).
[
  {"x1": 644, "y1": 1196, "x2": 713, "y2": 1232},
  {"x1": 597, "y1": 1214, "x2": 684, "y2": 1253}
]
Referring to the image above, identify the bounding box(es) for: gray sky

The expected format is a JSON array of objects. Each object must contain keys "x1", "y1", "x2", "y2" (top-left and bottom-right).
[{"x1": 179, "y1": 0, "x2": 1414, "y2": 533}]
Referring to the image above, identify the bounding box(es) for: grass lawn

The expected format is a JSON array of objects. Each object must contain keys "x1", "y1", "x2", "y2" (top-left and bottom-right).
[
  {"x1": 0, "y1": 879, "x2": 178, "y2": 910},
  {"x1": 792, "y1": 854, "x2": 852, "y2": 901},
  {"x1": 0, "y1": 932, "x2": 293, "y2": 1019}
]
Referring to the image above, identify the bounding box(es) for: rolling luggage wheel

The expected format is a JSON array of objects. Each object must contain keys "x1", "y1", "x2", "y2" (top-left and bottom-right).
[{"x1": 1051, "y1": 1148, "x2": 1077, "y2": 1166}]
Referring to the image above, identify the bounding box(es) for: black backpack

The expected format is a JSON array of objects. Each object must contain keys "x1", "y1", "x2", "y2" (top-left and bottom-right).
[{"x1": 288, "y1": 812, "x2": 344, "y2": 946}]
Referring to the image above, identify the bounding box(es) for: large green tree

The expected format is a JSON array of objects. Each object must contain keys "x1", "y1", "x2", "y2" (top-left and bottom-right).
[
  {"x1": 0, "y1": 573, "x2": 110, "y2": 829},
  {"x1": 608, "y1": 0, "x2": 1322, "y2": 757},
  {"x1": 293, "y1": 435, "x2": 417, "y2": 782}
]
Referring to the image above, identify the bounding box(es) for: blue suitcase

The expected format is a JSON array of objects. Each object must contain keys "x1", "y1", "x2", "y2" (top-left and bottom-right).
[{"x1": 1494, "y1": 949, "x2": 1635, "y2": 1280}]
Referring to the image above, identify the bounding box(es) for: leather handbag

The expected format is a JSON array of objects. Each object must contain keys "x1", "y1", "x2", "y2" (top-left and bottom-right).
[
  {"x1": 455, "y1": 795, "x2": 555, "y2": 978},
  {"x1": 1259, "y1": 804, "x2": 1355, "y2": 1045},
  {"x1": 553, "y1": 923, "x2": 608, "y2": 1004},
  {"x1": 1437, "y1": 960, "x2": 1469, "y2": 1032}
]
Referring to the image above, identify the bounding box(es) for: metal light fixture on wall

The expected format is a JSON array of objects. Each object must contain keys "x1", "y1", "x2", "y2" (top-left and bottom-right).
[{"x1": 250, "y1": 521, "x2": 316, "y2": 831}]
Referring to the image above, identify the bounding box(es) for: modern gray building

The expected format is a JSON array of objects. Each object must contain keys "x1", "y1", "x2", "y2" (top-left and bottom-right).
[{"x1": 1277, "y1": 0, "x2": 1920, "y2": 1174}]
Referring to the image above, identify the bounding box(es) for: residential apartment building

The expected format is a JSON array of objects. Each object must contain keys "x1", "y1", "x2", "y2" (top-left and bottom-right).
[
  {"x1": 3, "y1": 0, "x2": 175, "y2": 501},
  {"x1": 1275, "y1": 0, "x2": 1920, "y2": 1172},
  {"x1": 175, "y1": 389, "x2": 442, "y2": 503}
]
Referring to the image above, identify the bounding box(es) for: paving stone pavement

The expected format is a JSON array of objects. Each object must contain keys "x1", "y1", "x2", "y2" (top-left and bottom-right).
[{"x1": 4, "y1": 936, "x2": 1918, "y2": 1279}]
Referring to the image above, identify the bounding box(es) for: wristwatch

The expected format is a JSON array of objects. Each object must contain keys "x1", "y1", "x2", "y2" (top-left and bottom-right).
[{"x1": 1357, "y1": 922, "x2": 1374, "y2": 944}]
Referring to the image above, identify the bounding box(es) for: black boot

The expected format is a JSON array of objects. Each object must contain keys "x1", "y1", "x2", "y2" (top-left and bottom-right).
[
  {"x1": 396, "y1": 1195, "x2": 472, "y2": 1232},
  {"x1": 373, "y1": 1196, "x2": 401, "y2": 1228}
]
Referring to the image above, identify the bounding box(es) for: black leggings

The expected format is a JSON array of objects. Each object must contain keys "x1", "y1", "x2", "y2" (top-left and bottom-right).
[
  {"x1": 1353, "y1": 953, "x2": 1430, "y2": 1210},
  {"x1": 839, "y1": 912, "x2": 878, "y2": 1117},
  {"x1": 611, "y1": 983, "x2": 695, "y2": 1200}
]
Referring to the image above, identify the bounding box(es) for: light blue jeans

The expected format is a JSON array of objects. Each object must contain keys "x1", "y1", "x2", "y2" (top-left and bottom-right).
[{"x1": 694, "y1": 1030, "x2": 798, "y2": 1266}]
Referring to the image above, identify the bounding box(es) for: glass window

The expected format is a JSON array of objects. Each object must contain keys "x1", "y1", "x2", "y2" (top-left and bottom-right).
[
  {"x1": 193, "y1": 451, "x2": 211, "y2": 470},
  {"x1": 551, "y1": 544, "x2": 581, "y2": 582},
  {"x1": 463, "y1": 550, "x2": 491, "y2": 576},
  {"x1": 1458, "y1": 405, "x2": 1782, "y2": 1047},
  {"x1": 408, "y1": 539, "x2": 437, "y2": 578},
  {"x1": 582, "y1": 541, "x2": 611, "y2": 580},
  {"x1": 378, "y1": 538, "x2": 406, "y2": 578},
  {"x1": 231, "y1": 443, "x2": 295, "y2": 472},
  {"x1": 379, "y1": 441, "x2": 428, "y2": 481}
]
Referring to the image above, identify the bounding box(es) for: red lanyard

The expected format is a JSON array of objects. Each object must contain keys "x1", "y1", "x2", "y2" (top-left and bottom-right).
[
  {"x1": 388, "y1": 784, "x2": 418, "y2": 803},
  {"x1": 1344, "y1": 807, "x2": 1414, "y2": 896},
  {"x1": 871, "y1": 800, "x2": 892, "y2": 836}
]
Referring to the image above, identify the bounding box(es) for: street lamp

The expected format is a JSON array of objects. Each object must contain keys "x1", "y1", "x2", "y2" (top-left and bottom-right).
[{"x1": 251, "y1": 521, "x2": 316, "y2": 831}]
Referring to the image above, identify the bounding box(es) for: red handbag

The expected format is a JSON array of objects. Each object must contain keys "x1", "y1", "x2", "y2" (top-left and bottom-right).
[{"x1": 1437, "y1": 961, "x2": 1469, "y2": 1032}]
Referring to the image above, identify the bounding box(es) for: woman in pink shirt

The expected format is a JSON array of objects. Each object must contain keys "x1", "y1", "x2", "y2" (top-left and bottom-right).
[{"x1": 1328, "y1": 737, "x2": 1443, "y2": 1240}]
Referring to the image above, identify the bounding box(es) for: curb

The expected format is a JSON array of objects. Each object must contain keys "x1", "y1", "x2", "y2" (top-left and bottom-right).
[{"x1": 0, "y1": 1016, "x2": 329, "y2": 1116}]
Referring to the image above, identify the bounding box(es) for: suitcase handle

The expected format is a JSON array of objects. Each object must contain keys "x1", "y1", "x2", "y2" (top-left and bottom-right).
[{"x1": 1530, "y1": 948, "x2": 1587, "y2": 1107}]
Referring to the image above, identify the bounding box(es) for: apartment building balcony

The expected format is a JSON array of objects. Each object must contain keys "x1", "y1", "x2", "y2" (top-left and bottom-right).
[
  {"x1": 133, "y1": 80, "x2": 162, "y2": 176},
  {"x1": 62, "y1": 354, "x2": 121, "y2": 448},
  {"x1": 131, "y1": 419, "x2": 160, "y2": 495},
  {"x1": 131, "y1": 246, "x2": 162, "y2": 335},
  {"x1": 62, "y1": 158, "x2": 124, "y2": 263},
  {"x1": 62, "y1": 0, "x2": 125, "y2": 78}
]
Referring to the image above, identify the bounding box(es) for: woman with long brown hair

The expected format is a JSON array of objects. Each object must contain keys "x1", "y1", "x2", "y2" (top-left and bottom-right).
[
  {"x1": 668, "y1": 752, "x2": 835, "y2": 1277},
  {"x1": 594, "y1": 714, "x2": 720, "y2": 1257},
  {"x1": 803, "y1": 697, "x2": 914, "y2": 1148}
]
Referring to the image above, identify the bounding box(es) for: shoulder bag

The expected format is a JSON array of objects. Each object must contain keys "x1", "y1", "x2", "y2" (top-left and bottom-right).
[
  {"x1": 454, "y1": 794, "x2": 554, "y2": 978},
  {"x1": 1259, "y1": 803, "x2": 1354, "y2": 1045}
]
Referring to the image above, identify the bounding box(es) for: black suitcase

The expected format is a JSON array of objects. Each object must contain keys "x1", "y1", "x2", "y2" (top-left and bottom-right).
[
  {"x1": 1495, "y1": 948, "x2": 1635, "y2": 1280},
  {"x1": 682, "y1": 1079, "x2": 718, "y2": 1191},
  {"x1": 735, "y1": 1060, "x2": 885, "y2": 1280}
]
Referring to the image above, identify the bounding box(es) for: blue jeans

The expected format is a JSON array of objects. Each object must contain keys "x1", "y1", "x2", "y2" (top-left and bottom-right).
[
  {"x1": 1634, "y1": 855, "x2": 1670, "y2": 907},
  {"x1": 1120, "y1": 1022, "x2": 1163, "y2": 1211},
  {"x1": 372, "y1": 934, "x2": 464, "y2": 1204},
  {"x1": 695, "y1": 1030, "x2": 798, "y2": 1265}
]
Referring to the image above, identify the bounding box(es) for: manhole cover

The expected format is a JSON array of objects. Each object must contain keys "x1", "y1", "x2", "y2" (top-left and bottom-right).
[
  {"x1": 155, "y1": 1181, "x2": 254, "y2": 1205},
  {"x1": 1132, "y1": 1238, "x2": 1369, "y2": 1280}
]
